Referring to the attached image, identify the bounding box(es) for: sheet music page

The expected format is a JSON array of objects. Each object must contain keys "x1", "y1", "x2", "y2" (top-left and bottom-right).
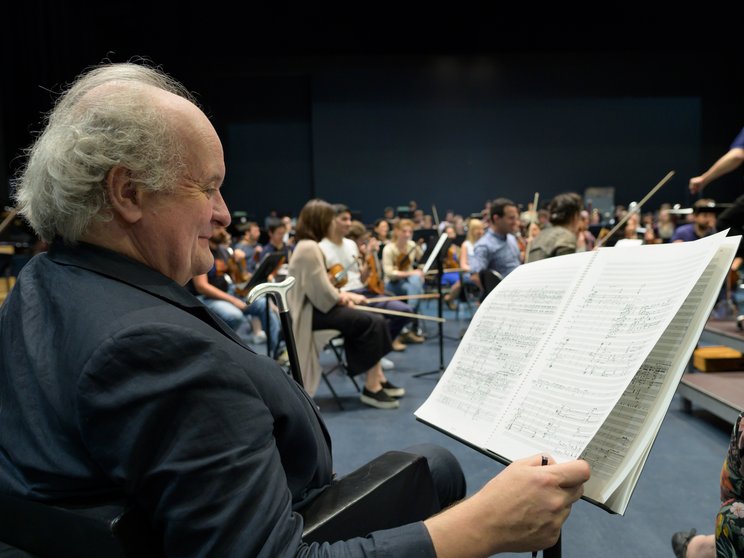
[
  {"x1": 585, "y1": 236, "x2": 738, "y2": 513},
  {"x1": 486, "y1": 232, "x2": 727, "y2": 463},
  {"x1": 416, "y1": 232, "x2": 730, "y2": 467},
  {"x1": 415, "y1": 251, "x2": 594, "y2": 448}
]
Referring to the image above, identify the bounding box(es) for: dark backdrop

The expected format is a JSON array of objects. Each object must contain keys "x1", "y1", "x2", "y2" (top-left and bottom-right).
[{"x1": 3, "y1": 4, "x2": 744, "y2": 226}]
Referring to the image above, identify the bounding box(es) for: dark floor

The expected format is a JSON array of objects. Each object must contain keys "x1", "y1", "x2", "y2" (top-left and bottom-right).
[{"x1": 296, "y1": 299, "x2": 732, "y2": 558}]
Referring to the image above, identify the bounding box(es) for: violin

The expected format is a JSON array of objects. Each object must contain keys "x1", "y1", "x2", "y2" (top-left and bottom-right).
[
  {"x1": 444, "y1": 244, "x2": 458, "y2": 269},
  {"x1": 396, "y1": 244, "x2": 417, "y2": 271},
  {"x1": 327, "y1": 256, "x2": 360, "y2": 288},
  {"x1": 327, "y1": 262, "x2": 349, "y2": 288},
  {"x1": 226, "y1": 247, "x2": 251, "y2": 284},
  {"x1": 365, "y1": 252, "x2": 385, "y2": 295}
]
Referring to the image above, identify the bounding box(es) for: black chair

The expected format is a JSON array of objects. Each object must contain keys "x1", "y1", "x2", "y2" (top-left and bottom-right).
[
  {"x1": 313, "y1": 329, "x2": 360, "y2": 410},
  {"x1": 0, "y1": 451, "x2": 438, "y2": 557}
]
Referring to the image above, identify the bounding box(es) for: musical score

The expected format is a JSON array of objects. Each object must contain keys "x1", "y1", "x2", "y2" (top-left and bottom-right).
[{"x1": 415, "y1": 231, "x2": 737, "y2": 515}]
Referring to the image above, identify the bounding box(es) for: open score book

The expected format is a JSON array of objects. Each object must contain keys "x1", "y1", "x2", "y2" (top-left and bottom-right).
[{"x1": 415, "y1": 230, "x2": 740, "y2": 514}]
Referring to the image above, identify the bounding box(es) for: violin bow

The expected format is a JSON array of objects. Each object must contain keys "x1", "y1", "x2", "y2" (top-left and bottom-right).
[
  {"x1": 595, "y1": 170, "x2": 675, "y2": 249},
  {"x1": 0, "y1": 208, "x2": 19, "y2": 237},
  {"x1": 353, "y1": 304, "x2": 445, "y2": 323}
]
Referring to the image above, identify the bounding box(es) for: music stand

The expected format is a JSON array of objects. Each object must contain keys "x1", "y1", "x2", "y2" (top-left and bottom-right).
[
  {"x1": 414, "y1": 233, "x2": 450, "y2": 379},
  {"x1": 239, "y1": 252, "x2": 285, "y2": 356},
  {"x1": 413, "y1": 229, "x2": 437, "y2": 259}
]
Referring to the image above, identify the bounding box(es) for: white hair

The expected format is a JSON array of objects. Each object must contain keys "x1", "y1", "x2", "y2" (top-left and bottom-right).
[{"x1": 15, "y1": 62, "x2": 198, "y2": 243}]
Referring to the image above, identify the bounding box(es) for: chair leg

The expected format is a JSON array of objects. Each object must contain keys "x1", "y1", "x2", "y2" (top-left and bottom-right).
[
  {"x1": 328, "y1": 341, "x2": 360, "y2": 393},
  {"x1": 348, "y1": 374, "x2": 360, "y2": 392},
  {"x1": 321, "y1": 371, "x2": 345, "y2": 410},
  {"x1": 319, "y1": 336, "x2": 361, "y2": 410}
]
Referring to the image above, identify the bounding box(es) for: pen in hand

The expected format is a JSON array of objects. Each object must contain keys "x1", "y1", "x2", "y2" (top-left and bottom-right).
[{"x1": 532, "y1": 455, "x2": 549, "y2": 558}]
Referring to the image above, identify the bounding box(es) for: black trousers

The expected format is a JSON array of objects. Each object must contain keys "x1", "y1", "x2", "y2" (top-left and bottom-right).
[{"x1": 312, "y1": 305, "x2": 392, "y2": 376}]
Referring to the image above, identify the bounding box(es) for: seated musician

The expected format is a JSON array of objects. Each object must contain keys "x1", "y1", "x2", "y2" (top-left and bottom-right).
[
  {"x1": 444, "y1": 217, "x2": 486, "y2": 308},
  {"x1": 372, "y1": 217, "x2": 391, "y2": 253},
  {"x1": 288, "y1": 199, "x2": 405, "y2": 409},
  {"x1": 0, "y1": 61, "x2": 590, "y2": 558},
  {"x1": 321, "y1": 207, "x2": 416, "y2": 352},
  {"x1": 233, "y1": 220, "x2": 262, "y2": 273},
  {"x1": 527, "y1": 192, "x2": 584, "y2": 262},
  {"x1": 381, "y1": 218, "x2": 426, "y2": 342},
  {"x1": 261, "y1": 218, "x2": 292, "y2": 280},
  {"x1": 191, "y1": 225, "x2": 286, "y2": 362},
  {"x1": 439, "y1": 224, "x2": 463, "y2": 310}
]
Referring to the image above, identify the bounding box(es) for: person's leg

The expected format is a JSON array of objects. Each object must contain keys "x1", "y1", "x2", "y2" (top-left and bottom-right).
[
  {"x1": 313, "y1": 306, "x2": 402, "y2": 408},
  {"x1": 715, "y1": 412, "x2": 744, "y2": 557},
  {"x1": 246, "y1": 296, "x2": 285, "y2": 348},
  {"x1": 200, "y1": 298, "x2": 247, "y2": 331},
  {"x1": 267, "y1": 309, "x2": 284, "y2": 359},
  {"x1": 401, "y1": 275, "x2": 425, "y2": 312},
  {"x1": 366, "y1": 294, "x2": 413, "y2": 340},
  {"x1": 400, "y1": 443, "x2": 466, "y2": 510},
  {"x1": 313, "y1": 305, "x2": 392, "y2": 375}
]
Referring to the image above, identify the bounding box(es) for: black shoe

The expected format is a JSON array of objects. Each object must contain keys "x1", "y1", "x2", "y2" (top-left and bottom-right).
[
  {"x1": 671, "y1": 528, "x2": 696, "y2": 558},
  {"x1": 381, "y1": 381, "x2": 405, "y2": 398},
  {"x1": 360, "y1": 387, "x2": 399, "y2": 409}
]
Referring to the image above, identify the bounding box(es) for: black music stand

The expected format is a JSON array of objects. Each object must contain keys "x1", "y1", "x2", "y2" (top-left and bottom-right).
[
  {"x1": 241, "y1": 252, "x2": 285, "y2": 356},
  {"x1": 413, "y1": 229, "x2": 437, "y2": 255},
  {"x1": 413, "y1": 233, "x2": 450, "y2": 379}
]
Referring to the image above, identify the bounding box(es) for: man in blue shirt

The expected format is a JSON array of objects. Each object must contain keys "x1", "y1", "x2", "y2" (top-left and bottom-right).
[
  {"x1": 671, "y1": 199, "x2": 718, "y2": 243},
  {"x1": 470, "y1": 197, "x2": 522, "y2": 281}
]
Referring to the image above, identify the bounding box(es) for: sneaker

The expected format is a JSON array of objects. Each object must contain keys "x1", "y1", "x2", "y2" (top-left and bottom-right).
[
  {"x1": 391, "y1": 337, "x2": 407, "y2": 352},
  {"x1": 671, "y1": 528, "x2": 696, "y2": 558},
  {"x1": 381, "y1": 380, "x2": 405, "y2": 398},
  {"x1": 400, "y1": 330, "x2": 425, "y2": 344},
  {"x1": 275, "y1": 349, "x2": 290, "y2": 366},
  {"x1": 360, "y1": 387, "x2": 400, "y2": 409},
  {"x1": 380, "y1": 357, "x2": 395, "y2": 370},
  {"x1": 251, "y1": 330, "x2": 267, "y2": 344}
]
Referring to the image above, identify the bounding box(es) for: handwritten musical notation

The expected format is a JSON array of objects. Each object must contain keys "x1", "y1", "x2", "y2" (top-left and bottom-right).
[{"x1": 416, "y1": 232, "x2": 738, "y2": 513}]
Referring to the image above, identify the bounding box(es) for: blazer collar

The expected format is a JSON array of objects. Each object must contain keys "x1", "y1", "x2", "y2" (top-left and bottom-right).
[{"x1": 47, "y1": 241, "x2": 247, "y2": 347}]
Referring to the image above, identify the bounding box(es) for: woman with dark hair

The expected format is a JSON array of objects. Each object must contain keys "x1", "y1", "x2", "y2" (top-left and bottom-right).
[
  {"x1": 287, "y1": 199, "x2": 403, "y2": 409},
  {"x1": 527, "y1": 192, "x2": 585, "y2": 263}
]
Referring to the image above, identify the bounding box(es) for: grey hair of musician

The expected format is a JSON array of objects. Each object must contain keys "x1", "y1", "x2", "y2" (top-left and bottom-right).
[{"x1": 15, "y1": 62, "x2": 198, "y2": 243}]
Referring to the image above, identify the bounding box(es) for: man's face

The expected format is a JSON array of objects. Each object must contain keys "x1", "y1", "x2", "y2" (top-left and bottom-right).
[
  {"x1": 398, "y1": 225, "x2": 413, "y2": 242},
  {"x1": 695, "y1": 211, "x2": 716, "y2": 232},
  {"x1": 249, "y1": 225, "x2": 261, "y2": 241},
  {"x1": 270, "y1": 225, "x2": 287, "y2": 245},
  {"x1": 493, "y1": 205, "x2": 519, "y2": 236},
  {"x1": 136, "y1": 95, "x2": 229, "y2": 284},
  {"x1": 334, "y1": 212, "x2": 352, "y2": 237}
]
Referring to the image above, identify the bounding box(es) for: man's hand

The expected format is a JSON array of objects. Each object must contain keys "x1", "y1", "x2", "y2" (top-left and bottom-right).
[
  {"x1": 425, "y1": 454, "x2": 590, "y2": 557},
  {"x1": 689, "y1": 176, "x2": 705, "y2": 194}
]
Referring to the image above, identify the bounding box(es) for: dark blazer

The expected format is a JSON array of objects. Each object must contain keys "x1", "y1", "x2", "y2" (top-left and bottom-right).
[{"x1": 0, "y1": 242, "x2": 432, "y2": 557}]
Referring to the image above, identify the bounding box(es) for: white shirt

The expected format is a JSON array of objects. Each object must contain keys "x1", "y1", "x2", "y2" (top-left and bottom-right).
[{"x1": 319, "y1": 238, "x2": 364, "y2": 291}]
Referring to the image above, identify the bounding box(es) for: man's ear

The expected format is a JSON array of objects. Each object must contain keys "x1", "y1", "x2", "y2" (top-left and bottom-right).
[{"x1": 106, "y1": 166, "x2": 142, "y2": 224}]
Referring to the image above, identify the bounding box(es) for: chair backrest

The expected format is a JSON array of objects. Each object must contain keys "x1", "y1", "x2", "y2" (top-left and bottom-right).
[{"x1": 313, "y1": 329, "x2": 343, "y2": 353}]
